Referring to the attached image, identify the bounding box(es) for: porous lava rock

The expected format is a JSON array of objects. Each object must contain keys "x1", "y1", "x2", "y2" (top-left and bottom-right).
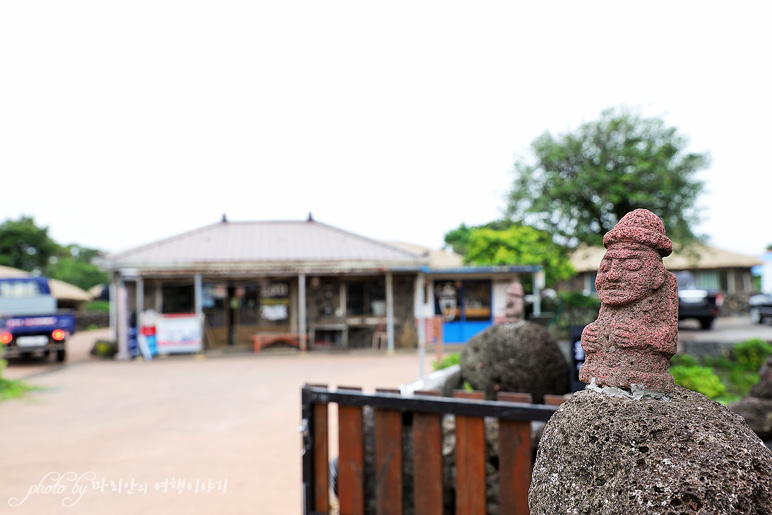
[
  {"x1": 529, "y1": 386, "x2": 772, "y2": 515},
  {"x1": 730, "y1": 355, "x2": 772, "y2": 441},
  {"x1": 459, "y1": 321, "x2": 568, "y2": 403}
]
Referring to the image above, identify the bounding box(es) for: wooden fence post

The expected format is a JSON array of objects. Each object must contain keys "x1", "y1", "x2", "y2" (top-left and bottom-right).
[
  {"x1": 413, "y1": 390, "x2": 443, "y2": 515},
  {"x1": 338, "y1": 387, "x2": 365, "y2": 515},
  {"x1": 453, "y1": 390, "x2": 486, "y2": 515},
  {"x1": 497, "y1": 392, "x2": 533, "y2": 514},
  {"x1": 374, "y1": 389, "x2": 403, "y2": 515}
]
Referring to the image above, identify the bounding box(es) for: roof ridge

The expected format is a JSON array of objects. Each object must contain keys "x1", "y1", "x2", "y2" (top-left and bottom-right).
[
  {"x1": 310, "y1": 220, "x2": 424, "y2": 259},
  {"x1": 110, "y1": 222, "x2": 222, "y2": 259}
]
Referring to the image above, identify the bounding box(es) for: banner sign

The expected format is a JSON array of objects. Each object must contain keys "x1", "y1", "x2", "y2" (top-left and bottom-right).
[{"x1": 156, "y1": 313, "x2": 203, "y2": 354}]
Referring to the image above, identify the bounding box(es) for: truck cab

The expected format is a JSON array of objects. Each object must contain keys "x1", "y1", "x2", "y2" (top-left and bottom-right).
[{"x1": 0, "y1": 277, "x2": 75, "y2": 362}]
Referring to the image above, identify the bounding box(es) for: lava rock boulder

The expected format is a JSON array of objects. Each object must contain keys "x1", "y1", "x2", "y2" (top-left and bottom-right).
[
  {"x1": 459, "y1": 321, "x2": 568, "y2": 402},
  {"x1": 530, "y1": 386, "x2": 772, "y2": 515}
]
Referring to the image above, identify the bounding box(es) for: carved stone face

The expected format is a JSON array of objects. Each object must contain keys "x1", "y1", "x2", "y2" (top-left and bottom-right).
[
  {"x1": 596, "y1": 242, "x2": 664, "y2": 307},
  {"x1": 504, "y1": 281, "x2": 524, "y2": 321}
]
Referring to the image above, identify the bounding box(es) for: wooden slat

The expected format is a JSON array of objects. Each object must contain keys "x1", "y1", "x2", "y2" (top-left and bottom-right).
[
  {"x1": 313, "y1": 402, "x2": 329, "y2": 513},
  {"x1": 338, "y1": 387, "x2": 365, "y2": 515},
  {"x1": 453, "y1": 390, "x2": 486, "y2": 515},
  {"x1": 544, "y1": 394, "x2": 568, "y2": 406},
  {"x1": 498, "y1": 392, "x2": 533, "y2": 514},
  {"x1": 413, "y1": 390, "x2": 443, "y2": 515},
  {"x1": 374, "y1": 389, "x2": 402, "y2": 515}
]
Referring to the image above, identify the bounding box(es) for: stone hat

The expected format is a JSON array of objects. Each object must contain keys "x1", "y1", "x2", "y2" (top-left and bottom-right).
[{"x1": 603, "y1": 209, "x2": 673, "y2": 257}]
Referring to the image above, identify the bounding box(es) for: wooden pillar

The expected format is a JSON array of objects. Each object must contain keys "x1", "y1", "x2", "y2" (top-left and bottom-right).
[
  {"x1": 415, "y1": 272, "x2": 426, "y2": 377},
  {"x1": 298, "y1": 273, "x2": 307, "y2": 351},
  {"x1": 386, "y1": 272, "x2": 395, "y2": 354},
  {"x1": 136, "y1": 277, "x2": 144, "y2": 316},
  {"x1": 115, "y1": 276, "x2": 130, "y2": 361},
  {"x1": 154, "y1": 281, "x2": 163, "y2": 312},
  {"x1": 109, "y1": 273, "x2": 118, "y2": 341},
  {"x1": 340, "y1": 280, "x2": 349, "y2": 347}
]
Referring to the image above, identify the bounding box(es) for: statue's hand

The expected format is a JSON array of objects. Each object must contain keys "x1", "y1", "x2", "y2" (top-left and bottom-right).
[
  {"x1": 581, "y1": 324, "x2": 603, "y2": 354},
  {"x1": 611, "y1": 322, "x2": 645, "y2": 349}
]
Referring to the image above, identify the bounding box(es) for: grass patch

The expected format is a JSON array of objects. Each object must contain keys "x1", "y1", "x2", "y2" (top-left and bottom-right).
[
  {"x1": 671, "y1": 338, "x2": 772, "y2": 404},
  {"x1": 433, "y1": 352, "x2": 460, "y2": 371},
  {"x1": 0, "y1": 359, "x2": 39, "y2": 401}
]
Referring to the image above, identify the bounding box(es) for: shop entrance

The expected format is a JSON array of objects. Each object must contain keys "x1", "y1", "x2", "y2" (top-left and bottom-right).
[{"x1": 434, "y1": 279, "x2": 492, "y2": 343}]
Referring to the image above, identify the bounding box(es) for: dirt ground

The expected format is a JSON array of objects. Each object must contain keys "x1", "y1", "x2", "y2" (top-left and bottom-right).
[
  {"x1": 1, "y1": 330, "x2": 432, "y2": 515},
  {"x1": 3, "y1": 317, "x2": 771, "y2": 514}
]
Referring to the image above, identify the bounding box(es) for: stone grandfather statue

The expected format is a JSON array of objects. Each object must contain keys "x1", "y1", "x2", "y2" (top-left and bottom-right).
[
  {"x1": 530, "y1": 208, "x2": 772, "y2": 515},
  {"x1": 579, "y1": 208, "x2": 678, "y2": 392}
]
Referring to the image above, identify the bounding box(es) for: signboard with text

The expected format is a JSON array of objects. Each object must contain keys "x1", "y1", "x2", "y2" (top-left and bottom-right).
[{"x1": 156, "y1": 314, "x2": 203, "y2": 354}]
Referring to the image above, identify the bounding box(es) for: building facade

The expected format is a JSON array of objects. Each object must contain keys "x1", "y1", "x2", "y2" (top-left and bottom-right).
[{"x1": 101, "y1": 217, "x2": 543, "y2": 358}]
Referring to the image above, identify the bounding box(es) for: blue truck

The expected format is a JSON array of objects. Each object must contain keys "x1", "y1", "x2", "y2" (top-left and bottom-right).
[{"x1": 0, "y1": 277, "x2": 76, "y2": 362}]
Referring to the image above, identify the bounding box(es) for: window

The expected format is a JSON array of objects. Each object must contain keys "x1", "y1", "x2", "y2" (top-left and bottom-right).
[
  {"x1": 463, "y1": 280, "x2": 491, "y2": 321},
  {"x1": 698, "y1": 271, "x2": 721, "y2": 291},
  {"x1": 260, "y1": 282, "x2": 290, "y2": 327},
  {"x1": 346, "y1": 279, "x2": 385, "y2": 316},
  {"x1": 162, "y1": 284, "x2": 194, "y2": 313}
]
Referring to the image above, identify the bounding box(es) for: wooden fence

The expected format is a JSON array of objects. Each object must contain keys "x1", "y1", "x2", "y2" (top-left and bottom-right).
[{"x1": 300, "y1": 384, "x2": 562, "y2": 514}]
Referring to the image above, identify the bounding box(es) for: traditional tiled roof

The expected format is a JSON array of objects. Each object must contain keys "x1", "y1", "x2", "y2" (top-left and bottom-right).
[
  {"x1": 570, "y1": 244, "x2": 763, "y2": 273},
  {"x1": 386, "y1": 241, "x2": 465, "y2": 269},
  {"x1": 104, "y1": 219, "x2": 426, "y2": 271}
]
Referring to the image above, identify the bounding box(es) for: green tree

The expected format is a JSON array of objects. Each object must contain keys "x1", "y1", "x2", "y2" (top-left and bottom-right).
[
  {"x1": 447, "y1": 223, "x2": 575, "y2": 287},
  {"x1": 0, "y1": 216, "x2": 60, "y2": 274},
  {"x1": 443, "y1": 220, "x2": 514, "y2": 256},
  {"x1": 47, "y1": 245, "x2": 109, "y2": 291},
  {"x1": 506, "y1": 106, "x2": 710, "y2": 249}
]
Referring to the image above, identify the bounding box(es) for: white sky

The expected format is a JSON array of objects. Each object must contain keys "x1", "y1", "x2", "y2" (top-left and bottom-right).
[{"x1": 1, "y1": 1, "x2": 770, "y2": 257}]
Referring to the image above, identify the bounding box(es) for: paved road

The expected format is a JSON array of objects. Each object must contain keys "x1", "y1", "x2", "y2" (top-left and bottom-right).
[
  {"x1": 2, "y1": 317, "x2": 770, "y2": 514},
  {"x1": 677, "y1": 315, "x2": 772, "y2": 355},
  {"x1": 1, "y1": 331, "x2": 433, "y2": 515}
]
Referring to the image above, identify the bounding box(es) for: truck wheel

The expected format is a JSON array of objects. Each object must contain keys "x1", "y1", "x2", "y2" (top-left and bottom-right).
[
  {"x1": 750, "y1": 308, "x2": 763, "y2": 324},
  {"x1": 699, "y1": 317, "x2": 715, "y2": 330},
  {"x1": 56, "y1": 349, "x2": 67, "y2": 363}
]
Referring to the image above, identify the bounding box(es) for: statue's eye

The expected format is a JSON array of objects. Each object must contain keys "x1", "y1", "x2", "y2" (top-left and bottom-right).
[
  {"x1": 599, "y1": 259, "x2": 611, "y2": 272},
  {"x1": 623, "y1": 259, "x2": 643, "y2": 271}
]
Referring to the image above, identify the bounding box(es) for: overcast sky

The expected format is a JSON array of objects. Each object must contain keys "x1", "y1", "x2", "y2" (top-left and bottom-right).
[{"x1": 1, "y1": 1, "x2": 770, "y2": 257}]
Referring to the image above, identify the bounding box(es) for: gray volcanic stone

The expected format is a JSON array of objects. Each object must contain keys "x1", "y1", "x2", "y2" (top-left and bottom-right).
[
  {"x1": 750, "y1": 355, "x2": 772, "y2": 399},
  {"x1": 530, "y1": 386, "x2": 772, "y2": 515},
  {"x1": 730, "y1": 396, "x2": 772, "y2": 440},
  {"x1": 729, "y1": 355, "x2": 772, "y2": 441},
  {"x1": 459, "y1": 321, "x2": 568, "y2": 402}
]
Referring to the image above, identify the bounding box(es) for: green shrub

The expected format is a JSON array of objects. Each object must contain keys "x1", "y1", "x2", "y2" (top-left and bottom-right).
[
  {"x1": 670, "y1": 365, "x2": 727, "y2": 400},
  {"x1": 670, "y1": 338, "x2": 772, "y2": 403},
  {"x1": 670, "y1": 354, "x2": 699, "y2": 368},
  {"x1": 731, "y1": 338, "x2": 772, "y2": 372},
  {"x1": 433, "y1": 352, "x2": 460, "y2": 371},
  {"x1": 85, "y1": 300, "x2": 110, "y2": 312},
  {"x1": 0, "y1": 359, "x2": 38, "y2": 401}
]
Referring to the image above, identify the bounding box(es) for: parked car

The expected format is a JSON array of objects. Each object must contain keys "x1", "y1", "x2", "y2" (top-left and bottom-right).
[
  {"x1": 676, "y1": 272, "x2": 723, "y2": 330},
  {"x1": 749, "y1": 294, "x2": 772, "y2": 324}
]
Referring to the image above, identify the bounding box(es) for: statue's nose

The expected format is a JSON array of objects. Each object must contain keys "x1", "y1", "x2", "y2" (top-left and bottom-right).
[{"x1": 605, "y1": 261, "x2": 623, "y2": 279}]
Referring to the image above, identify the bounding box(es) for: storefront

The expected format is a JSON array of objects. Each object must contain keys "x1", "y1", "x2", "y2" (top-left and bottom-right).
[
  {"x1": 101, "y1": 218, "x2": 544, "y2": 358},
  {"x1": 422, "y1": 267, "x2": 543, "y2": 344}
]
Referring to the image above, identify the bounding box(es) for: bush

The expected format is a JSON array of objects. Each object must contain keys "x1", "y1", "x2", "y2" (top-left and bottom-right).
[
  {"x1": 433, "y1": 352, "x2": 460, "y2": 371},
  {"x1": 670, "y1": 365, "x2": 727, "y2": 400},
  {"x1": 552, "y1": 292, "x2": 601, "y2": 340},
  {"x1": 670, "y1": 338, "x2": 772, "y2": 404},
  {"x1": 0, "y1": 359, "x2": 37, "y2": 401},
  {"x1": 85, "y1": 300, "x2": 110, "y2": 312},
  {"x1": 731, "y1": 338, "x2": 772, "y2": 372}
]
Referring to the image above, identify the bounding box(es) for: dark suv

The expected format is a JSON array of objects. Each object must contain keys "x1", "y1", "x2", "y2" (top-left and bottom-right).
[{"x1": 676, "y1": 272, "x2": 723, "y2": 330}]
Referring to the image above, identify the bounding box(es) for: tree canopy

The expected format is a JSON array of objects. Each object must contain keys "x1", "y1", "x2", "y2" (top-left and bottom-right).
[
  {"x1": 0, "y1": 216, "x2": 108, "y2": 290},
  {"x1": 0, "y1": 216, "x2": 59, "y2": 274},
  {"x1": 506, "y1": 106, "x2": 710, "y2": 249},
  {"x1": 445, "y1": 222, "x2": 575, "y2": 287}
]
